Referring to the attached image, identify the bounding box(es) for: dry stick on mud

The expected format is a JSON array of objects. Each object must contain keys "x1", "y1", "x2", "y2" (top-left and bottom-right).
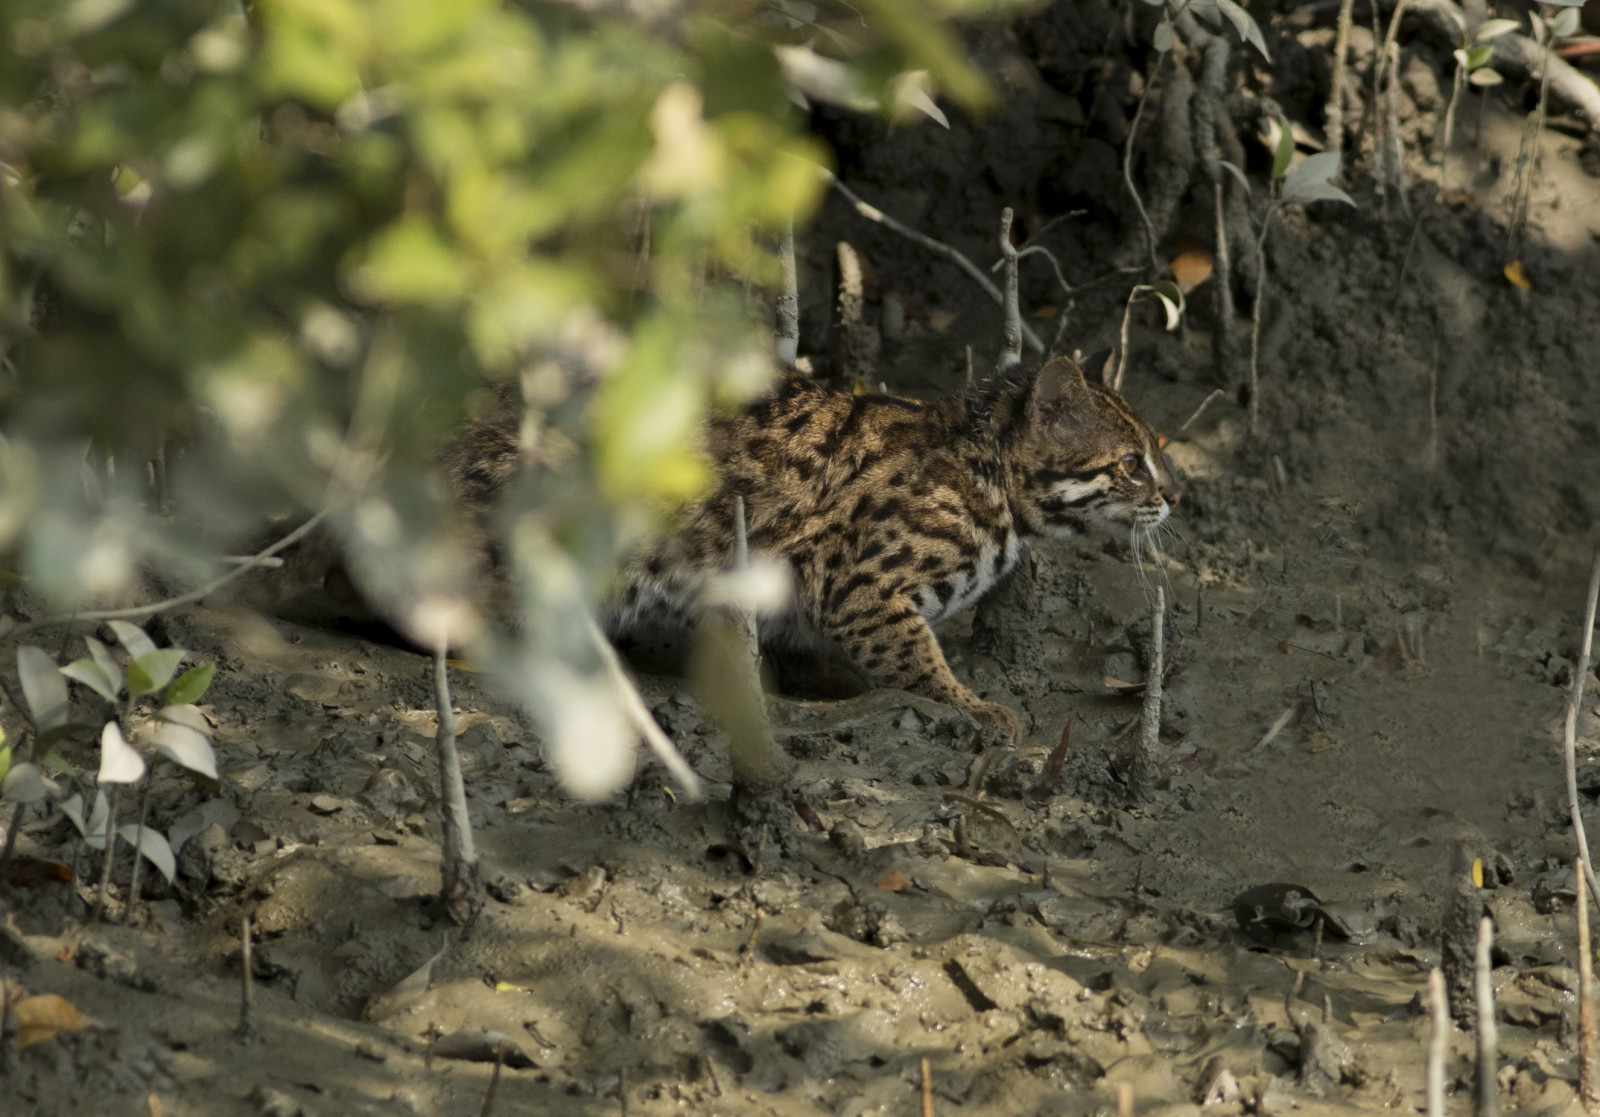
[
  {"x1": 587, "y1": 617, "x2": 701, "y2": 799},
  {"x1": 704, "y1": 499, "x2": 790, "y2": 842},
  {"x1": 1175, "y1": 9, "x2": 1238, "y2": 384},
  {"x1": 1371, "y1": 0, "x2": 1412, "y2": 216},
  {"x1": 1179, "y1": 389, "x2": 1226, "y2": 434},
  {"x1": 1327, "y1": 0, "x2": 1357, "y2": 161},
  {"x1": 996, "y1": 208, "x2": 1022, "y2": 374},
  {"x1": 921, "y1": 1056, "x2": 934, "y2": 1117},
  {"x1": 90, "y1": 784, "x2": 121, "y2": 924},
  {"x1": 1122, "y1": 55, "x2": 1163, "y2": 276},
  {"x1": 830, "y1": 242, "x2": 878, "y2": 390},
  {"x1": 238, "y1": 912, "x2": 256, "y2": 1040},
  {"x1": 775, "y1": 217, "x2": 799, "y2": 368},
  {"x1": 1476, "y1": 916, "x2": 1499, "y2": 1117},
  {"x1": 1564, "y1": 551, "x2": 1600, "y2": 905},
  {"x1": 822, "y1": 171, "x2": 1044, "y2": 354},
  {"x1": 1578, "y1": 857, "x2": 1600, "y2": 1108},
  {"x1": 1129, "y1": 586, "x2": 1165, "y2": 800},
  {"x1": 121, "y1": 779, "x2": 153, "y2": 926},
  {"x1": 481, "y1": 1041, "x2": 506, "y2": 1117},
  {"x1": 1427, "y1": 968, "x2": 1447, "y2": 1117},
  {"x1": 434, "y1": 641, "x2": 483, "y2": 925}
]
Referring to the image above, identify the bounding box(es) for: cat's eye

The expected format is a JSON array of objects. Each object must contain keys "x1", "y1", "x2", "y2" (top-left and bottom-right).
[{"x1": 1120, "y1": 453, "x2": 1141, "y2": 473}]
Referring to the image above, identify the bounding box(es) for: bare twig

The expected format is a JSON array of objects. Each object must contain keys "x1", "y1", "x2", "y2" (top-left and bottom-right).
[
  {"x1": 1428, "y1": 968, "x2": 1447, "y2": 1117},
  {"x1": 91, "y1": 784, "x2": 121, "y2": 924},
  {"x1": 435, "y1": 640, "x2": 483, "y2": 925},
  {"x1": 5, "y1": 509, "x2": 330, "y2": 642},
  {"x1": 1128, "y1": 586, "x2": 1165, "y2": 800},
  {"x1": 1476, "y1": 916, "x2": 1499, "y2": 1117},
  {"x1": 775, "y1": 217, "x2": 799, "y2": 367},
  {"x1": 1247, "y1": 202, "x2": 1280, "y2": 435},
  {"x1": 1179, "y1": 389, "x2": 1226, "y2": 434},
  {"x1": 1579, "y1": 857, "x2": 1599, "y2": 1108},
  {"x1": 1564, "y1": 551, "x2": 1600, "y2": 905},
  {"x1": 237, "y1": 911, "x2": 256, "y2": 1040},
  {"x1": 1328, "y1": 0, "x2": 1357, "y2": 160},
  {"x1": 1373, "y1": 2, "x2": 1412, "y2": 216},
  {"x1": 1033, "y1": 715, "x2": 1073, "y2": 799},
  {"x1": 997, "y1": 208, "x2": 1022, "y2": 374},
  {"x1": 1508, "y1": 8, "x2": 1555, "y2": 258},
  {"x1": 1142, "y1": 586, "x2": 1165, "y2": 760},
  {"x1": 830, "y1": 241, "x2": 877, "y2": 389},
  {"x1": 823, "y1": 172, "x2": 1043, "y2": 352},
  {"x1": 588, "y1": 615, "x2": 701, "y2": 799},
  {"x1": 481, "y1": 1040, "x2": 506, "y2": 1117},
  {"x1": 921, "y1": 1056, "x2": 934, "y2": 1117},
  {"x1": 1123, "y1": 55, "x2": 1163, "y2": 275},
  {"x1": 121, "y1": 779, "x2": 152, "y2": 925}
]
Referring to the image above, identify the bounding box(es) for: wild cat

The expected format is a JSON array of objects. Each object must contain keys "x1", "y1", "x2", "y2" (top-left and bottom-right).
[{"x1": 553, "y1": 353, "x2": 1181, "y2": 740}]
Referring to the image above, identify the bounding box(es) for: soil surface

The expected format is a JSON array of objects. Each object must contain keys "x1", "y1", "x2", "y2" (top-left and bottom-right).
[{"x1": 7, "y1": 5, "x2": 1600, "y2": 1116}]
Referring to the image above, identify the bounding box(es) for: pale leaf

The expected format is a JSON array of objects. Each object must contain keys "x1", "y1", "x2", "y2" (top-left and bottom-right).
[
  {"x1": 18, "y1": 646, "x2": 69, "y2": 732},
  {"x1": 107, "y1": 621, "x2": 158, "y2": 661},
  {"x1": 99, "y1": 722, "x2": 146, "y2": 785},
  {"x1": 118, "y1": 824, "x2": 176, "y2": 883}
]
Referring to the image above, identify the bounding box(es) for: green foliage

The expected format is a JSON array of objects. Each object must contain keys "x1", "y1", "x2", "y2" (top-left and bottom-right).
[{"x1": 0, "y1": 0, "x2": 1028, "y2": 796}]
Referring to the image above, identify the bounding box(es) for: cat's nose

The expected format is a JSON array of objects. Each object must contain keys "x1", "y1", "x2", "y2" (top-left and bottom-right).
[{"x1": 1165, "y1": 487, "x2": 1182, "y2": 506}]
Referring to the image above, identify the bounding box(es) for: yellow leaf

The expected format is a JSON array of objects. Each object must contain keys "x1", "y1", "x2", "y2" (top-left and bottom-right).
[
  {"x1": 1171, "y1": 248, "x2": 1215, "y2": 293},
  {"x1": 1503, "y1": 260, "x2": 1532, "y2": 290},
  {"x1": 494, "y1": 981, "x2": 531, "y2": 993},
  {"x1": 1471, "y1": 857, "x2": 1484, "y2": 887},
  {"x1": 16, "y1": 993, "x2": 84, "y2": 1049}
]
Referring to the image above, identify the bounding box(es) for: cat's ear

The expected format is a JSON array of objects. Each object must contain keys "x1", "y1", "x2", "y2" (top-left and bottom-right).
[
  {"x1": 1028, "y1": 356, "x2": 1092, "y2": 423},
  {"x1": 1080, "y1": 348, "x2": 1115, "y2": 387}
]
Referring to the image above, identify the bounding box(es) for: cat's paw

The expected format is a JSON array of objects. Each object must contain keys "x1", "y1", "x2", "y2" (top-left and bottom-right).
[{"x1": 970, "y1": 700, "x2": 1021, "y2": 744}]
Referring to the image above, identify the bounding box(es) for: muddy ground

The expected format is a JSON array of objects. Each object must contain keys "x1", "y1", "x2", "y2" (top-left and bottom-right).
[{"x1": 7, "y1": 4, "x2": 1600, "y2": 1115}]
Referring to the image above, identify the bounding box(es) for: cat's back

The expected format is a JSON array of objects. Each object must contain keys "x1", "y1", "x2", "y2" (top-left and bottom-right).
[{"x1": 709, "y1": 373, "x2": 951, "y2": 513}]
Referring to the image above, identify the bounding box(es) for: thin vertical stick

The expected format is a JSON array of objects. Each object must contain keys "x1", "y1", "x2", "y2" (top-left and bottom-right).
[
  {"x1": 920, "y1": 1056, "x2": 934, "y2": 1117},
  {"x1": 775, "y1": 217, "x2": 799, "y2": 367},
  {"x1": 1428, "y1": 968, "x2": 1448, "y2": 1117},
  {"x1": 1565, "y1": 551, "x2": 1600, "y2": 905},
  {"x1": 1580, "y1": 857, "x2": 1599, "y2": 1108},
  {"x1": 480, "y1": 1040, "x2": 506, "y2": 1117},
  {"x1": 1141, "y1": 586, "x2": 1165, "y2": 760},
  {"x1": 435, "y1": 640, "x2": 483, "y2": 924},
  {"x1": 1123, "y1": 61, "x2": 1162, "y2": 276},
  {"x1": 1475, "y1": 916, "x2": 1499, "y2": 1117},
  {"x1": 996, "y1": 208, "x2": 1022, "y2": 374},
  {"x1": 1327, "y1": 0, "x2": 1356, "y2": 160},
  {"x1": 237, "y1": 912, "x2": 256, "y2": 1040},
  {"x1": 91, "y1": 784, "x2": 122, "y2": 924},
  {"x1": 122, "y1": 779, "x2": 153, "y2": 925}
]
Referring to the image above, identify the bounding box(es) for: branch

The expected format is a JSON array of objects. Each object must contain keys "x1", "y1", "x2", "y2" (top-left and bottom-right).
[
  {"x1": 775, "y1": 217, "x2": 799, "y2": 367},
  {"x1": 586, "y1": 615, "x2": 702, "y2": 800},
  {"x1": 4, "y1": 509, "x2": 331, "y2": 642},
  {"x1": 996, "y1": 208, "x2": 1022, "y2": 374},
  {"x1": 1564, "y1": 550, "x2": 1600, "y2": 907},
  {"x1": 824, "y1": 171, "x2": 1044, "y2": 354}
]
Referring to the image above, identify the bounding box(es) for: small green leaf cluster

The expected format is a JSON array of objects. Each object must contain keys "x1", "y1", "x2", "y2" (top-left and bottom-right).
[{"x1": 2, "y1": 622, "x2": 217, "y2": 887}]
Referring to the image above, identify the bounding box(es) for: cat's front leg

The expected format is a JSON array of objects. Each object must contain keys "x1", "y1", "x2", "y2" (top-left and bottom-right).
[{"x1": 818, "y1": 591, "x2": 1020, "y2": 741}]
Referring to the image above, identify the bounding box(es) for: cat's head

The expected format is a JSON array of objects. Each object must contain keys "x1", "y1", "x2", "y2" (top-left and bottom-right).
[{"x1": 1008, "y1": 354, "x2": 1179, "y2": 539}]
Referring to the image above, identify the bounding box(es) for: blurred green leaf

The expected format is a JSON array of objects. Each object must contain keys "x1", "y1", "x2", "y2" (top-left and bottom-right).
[
  {"x1": 166, "y1": 663, "x2": 215, "y2": 707},
  {"x1": 127, "y1": 649, "x2": 186, "y2": 699}
]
